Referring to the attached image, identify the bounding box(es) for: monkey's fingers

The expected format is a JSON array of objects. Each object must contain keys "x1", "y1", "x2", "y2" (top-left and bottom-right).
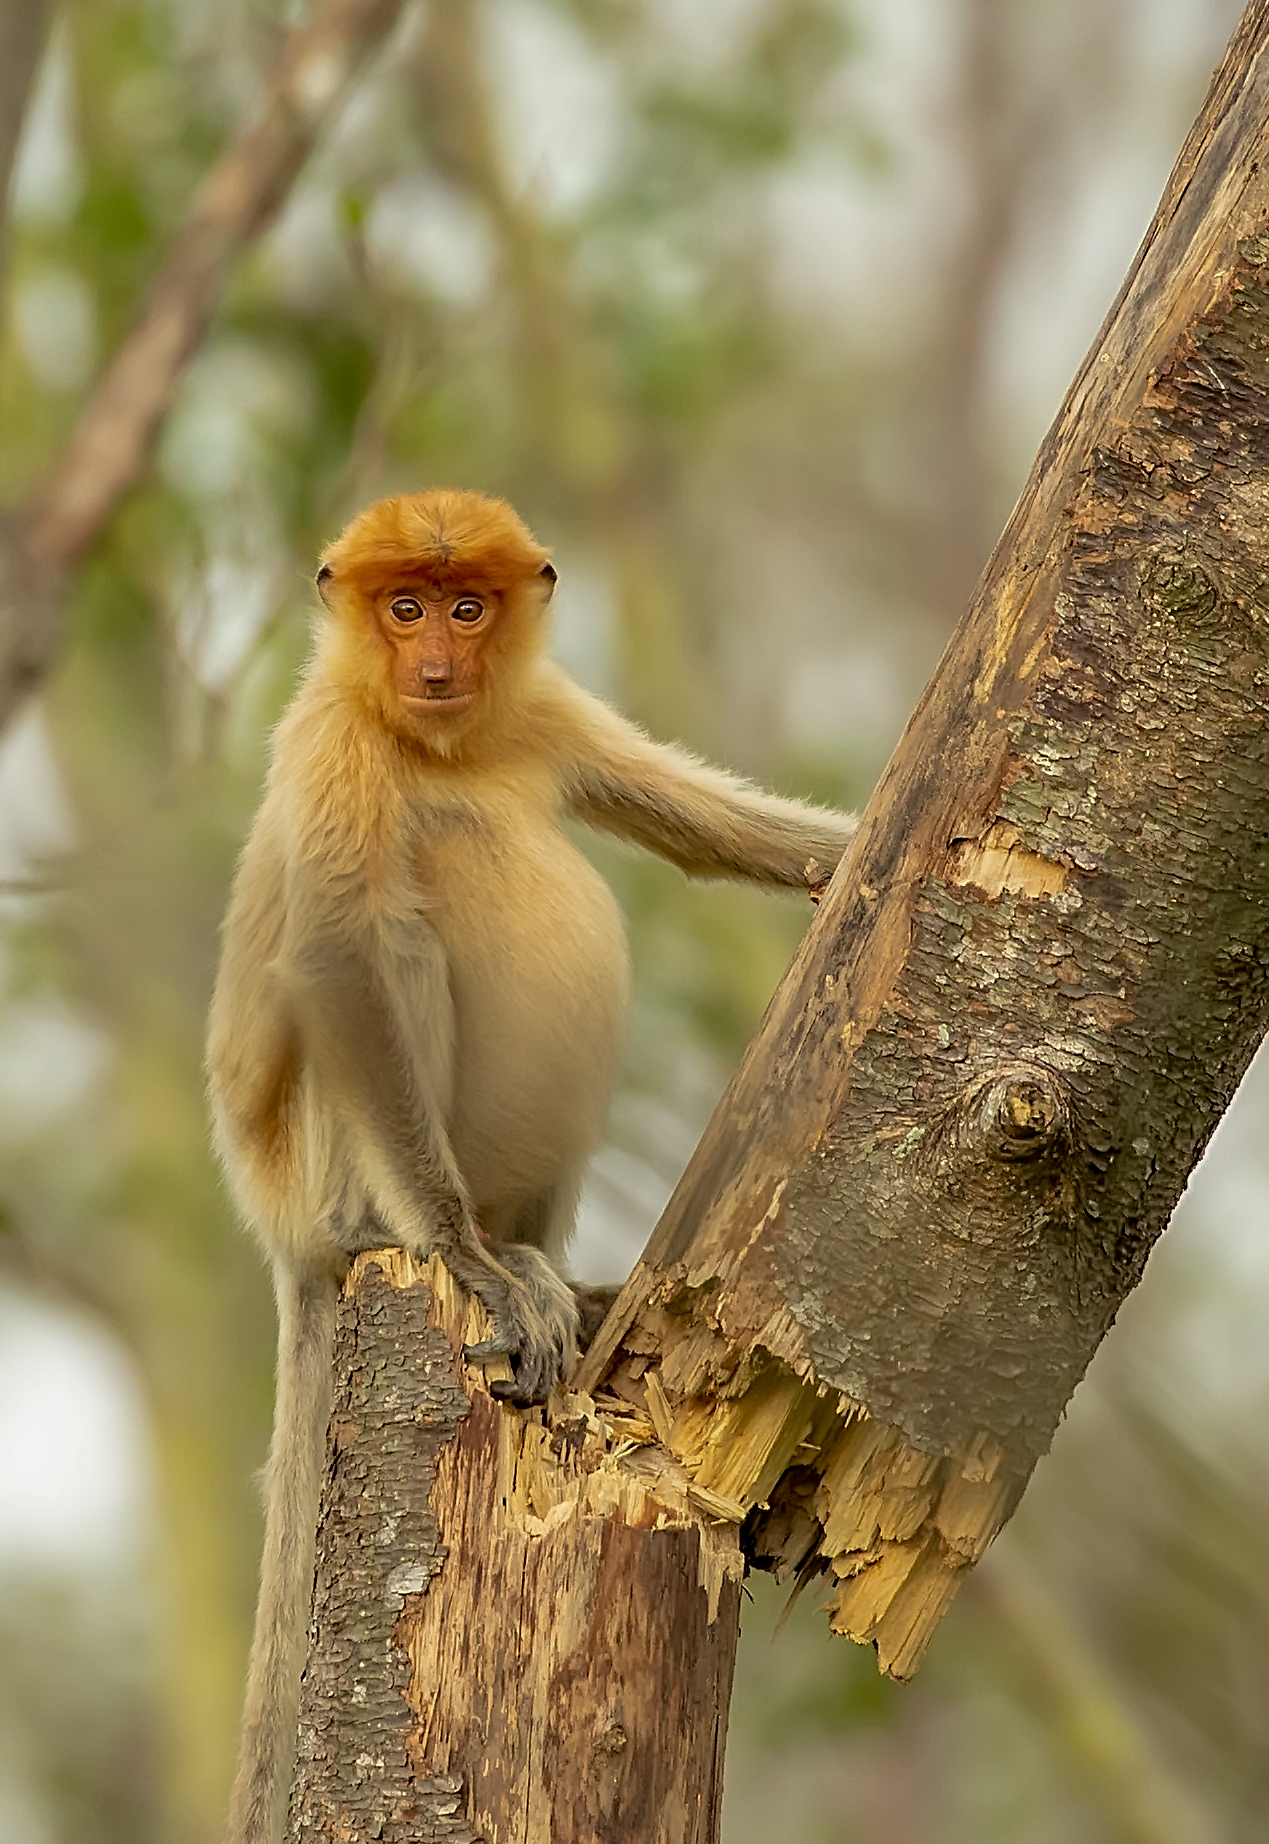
[
  {"x1": 489, "y1": 1367, "x2": 549, "y2": 1406},
  {"x1": 465, "y1": 1329, "x2": 557, "y2": 1405},
  {"x1": 454, "y1": 1272, "x2": 563, "y2": 1402},
  {"x1": 473, "y1": 1308, "x2": 567, "y2": 1404},
  {"x1": 486, "y1": 1330, "x2": 568, "y2": 1405},
  {"x1": 805, "y1": 857, "x2": 832, "y2": 906},
  {"x1": 464, "y1": 1330, "x2": 517, "y2": 1361}
]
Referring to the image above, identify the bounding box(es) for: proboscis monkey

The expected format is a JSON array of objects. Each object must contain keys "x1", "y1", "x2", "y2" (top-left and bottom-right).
[{"x1": 208, "y1": 487, "x2": 858, "y2": 1842}]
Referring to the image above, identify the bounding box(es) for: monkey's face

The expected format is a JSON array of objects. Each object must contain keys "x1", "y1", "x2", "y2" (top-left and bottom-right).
[
  {"x1": 373, "y1": 584, "x2": 500, "y2": 723},
  {"x1": 314, "y1": 489, "x2": 558, "y2": 752}
]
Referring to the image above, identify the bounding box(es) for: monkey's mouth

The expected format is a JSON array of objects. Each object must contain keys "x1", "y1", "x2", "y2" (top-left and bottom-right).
[{"x1": 403, "y1": 692, "x2": 476, "y2": 714}]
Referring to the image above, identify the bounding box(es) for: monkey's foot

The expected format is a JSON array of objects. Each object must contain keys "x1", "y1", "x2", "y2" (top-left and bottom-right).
[{"x1": 456, "y1": 1243, "x2": 580, "y2": 1405}]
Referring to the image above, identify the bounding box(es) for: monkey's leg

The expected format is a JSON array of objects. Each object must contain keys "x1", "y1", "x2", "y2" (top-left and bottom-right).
[
  {"x1": 281, "y1": 927, "x2": 578, "y2": 1404},
  {"x1": 495, "y1": 1184, "x2": 625, "y2": 1352},
  {"x1": 459, "y1": 1180, "x2": 601, "y2": 1398}
]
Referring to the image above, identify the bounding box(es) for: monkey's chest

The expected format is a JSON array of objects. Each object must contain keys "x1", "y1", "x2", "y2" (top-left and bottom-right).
[{"x1": 422, "y1": 818, "x2": 632, "y2": 1198}]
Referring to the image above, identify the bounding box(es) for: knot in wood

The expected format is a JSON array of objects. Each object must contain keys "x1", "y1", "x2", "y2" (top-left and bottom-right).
[
  {"x1": 592, "y1": 1718, "x2": 630, "y2": 1823},
  {"x1": 593, "y1": 1719, "x2": 628, "y2": 1763},
  {"x1": 963, "y1": 1065, "x2": 1070, "y2": 1163},
  {"x1": 1139, "y1": 549, "x2": 1219, "y2": 628}
]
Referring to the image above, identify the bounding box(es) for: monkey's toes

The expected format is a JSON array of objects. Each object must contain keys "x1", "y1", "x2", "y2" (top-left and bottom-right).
[
  {"x1": 466, "y1": 1298, "x2": 565, "y2": 1402},
  {"x1": 461, "y1": 1246, "x2": 578, "y2": 1405},
  {"x1": 488, "y1": 1352, "x2": 559, "y2": 1406},
  {"x1": 464, "y1": 1326, "x2": 561, "y2": 1404},
  {"x1": 463, "y1": 1329, "x2": 517, "y2": 1361}
]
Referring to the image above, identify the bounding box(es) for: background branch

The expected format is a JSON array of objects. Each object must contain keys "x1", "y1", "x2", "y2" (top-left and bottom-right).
[
  {"x1": 0, "y1": 0, "x2": 54, "y2": 305},
  {"x1": 0, "y1": 0, "x2": 414, "y2": 735}
]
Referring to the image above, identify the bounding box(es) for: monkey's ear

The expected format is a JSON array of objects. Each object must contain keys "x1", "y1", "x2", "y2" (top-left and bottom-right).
[
  {"x1": 539, "y1": 561, "x2": 557, "y2": 603},
  {"x1": 315, "y1": 563, "x2": 333, "y2": 607}
]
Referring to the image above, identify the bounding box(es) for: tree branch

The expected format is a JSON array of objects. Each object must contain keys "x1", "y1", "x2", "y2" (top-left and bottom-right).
[
  {"x1": 974, "y1": 1551, "x2": 1220, "y2": 1844},
  {"x1": 414, "y1": 0, "x2": 713, "y2": 743},
  {"x1": 0, "y1": 0, "x2": 413, "y2": 734}
]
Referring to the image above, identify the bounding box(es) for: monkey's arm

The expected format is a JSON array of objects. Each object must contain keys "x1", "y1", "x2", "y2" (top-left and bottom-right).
[{"x1": 552, "y1": 675, "x2": 857, "y2": 888}]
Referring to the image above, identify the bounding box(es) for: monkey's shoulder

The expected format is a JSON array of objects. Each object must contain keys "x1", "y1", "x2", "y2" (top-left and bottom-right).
[{"x1": 269, "y1": 684, "x2": 402, "y2": 802}]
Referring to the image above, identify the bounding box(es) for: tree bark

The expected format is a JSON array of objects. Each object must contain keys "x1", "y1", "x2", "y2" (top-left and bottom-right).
[
  {"x1": 574, "y1": 0, "x2": 1269, "y2": 1676},
  {"x1": 290, "y1": 1253, "x2": 742, "y2": 1844}
]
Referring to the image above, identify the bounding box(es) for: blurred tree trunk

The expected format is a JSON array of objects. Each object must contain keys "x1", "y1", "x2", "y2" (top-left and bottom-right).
[
  {"x1": 414, "y1": 0, "x2": 717, "y2": 748},
  {"x1": 973, "y1": 1552, "x2": 1219, "y2": 1844},
  {"x1": 0, "y1": 0, "x2": 53, "y2": 300},
  {"x1": 288, "y1": 3, "x2": 1269, "y2": 1836},
  {"x1": 921, "y1": 0, "x2": 1022, "y2": 617}
]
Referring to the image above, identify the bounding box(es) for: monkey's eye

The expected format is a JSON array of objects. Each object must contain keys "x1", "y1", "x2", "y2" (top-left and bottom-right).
[
  {"x1": 452, "y1": 598, "x2": 484, "y2": 625},
  {"x1": 390, "y1": 596, "x2": 424, "y2": 623}
]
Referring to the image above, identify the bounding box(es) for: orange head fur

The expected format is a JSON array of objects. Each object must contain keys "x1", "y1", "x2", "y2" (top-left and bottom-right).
[{"x1": 313, "y1": 488, "x2": 556, "y2": 753}]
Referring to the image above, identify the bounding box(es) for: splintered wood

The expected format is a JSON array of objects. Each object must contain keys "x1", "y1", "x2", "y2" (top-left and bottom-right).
[
  {"x1": 580, "y1": 1282, "x2": 1021, "y2": 1680},
  {"x1": 290, "y1": 1251, "x2": 742, "y2": 1844}
]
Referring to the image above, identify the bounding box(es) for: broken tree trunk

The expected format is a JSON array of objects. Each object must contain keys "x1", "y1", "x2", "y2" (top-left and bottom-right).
[
  {"x1": 290, "y1": 1253, "x2": 742, "y2": 1844},
  {"x1": 290, "y1": 4, "x2": 1269, "y2": 1835},
  {"x1": 580, "y1": 0, "x2": 1269, "y2": 1675}
]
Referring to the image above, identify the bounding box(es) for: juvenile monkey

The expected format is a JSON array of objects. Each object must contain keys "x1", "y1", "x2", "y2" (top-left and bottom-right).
[{"x1": 209, "y1": 488, "x2": 857, "y2": 1843}]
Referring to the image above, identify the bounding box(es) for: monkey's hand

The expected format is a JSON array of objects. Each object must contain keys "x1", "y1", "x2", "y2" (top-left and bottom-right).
[
  {"x1": 805, "y1": 857, "x2": 833, "y2": 906},
  {"x1": 443, "y1": 1233, "x2": 580, "y2": 1404}
]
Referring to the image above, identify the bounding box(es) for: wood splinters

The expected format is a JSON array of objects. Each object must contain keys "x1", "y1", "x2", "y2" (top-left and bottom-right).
[
  {"x1": 935, "y1": 1470, "x2": 1020, "y2": 1558},
  {"x1": 816, "y1": 1419, "x2": 939, "y2": 1556},
  {"x1": 688, "y1": 1368, "x2": 818, "y2": 1509},
  {"x1": 873, "y1": 1550, "x2": 969, "y2": 1680},
  {"x1": 827, "y1": 1537, "x2": 928, "y2": 1634},
  {"x1": 821, "y1": 1516, "x2": 974, "y2": 1680},
  {"x1": 684, "y1": 1482, "x2": 749, "y2": 1525},
  {"x1": 959, "y1": 1431, "x2": 1007, "y2": 1484},
  {"x1": 644, "y1": 1368, "x2": 676, "y2": 1445},
  {"x1": 877, "y1": 1486, "x2": 939, "y2": 1544},
  {"x1": 609, "y1": 1437, "x2": 651, "y2": 1462}
]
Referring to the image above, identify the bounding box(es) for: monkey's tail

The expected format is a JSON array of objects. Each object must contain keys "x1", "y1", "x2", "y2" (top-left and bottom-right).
[{"x1": 226, "y1": 1260, "x2": 338, "y2": 1844}]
